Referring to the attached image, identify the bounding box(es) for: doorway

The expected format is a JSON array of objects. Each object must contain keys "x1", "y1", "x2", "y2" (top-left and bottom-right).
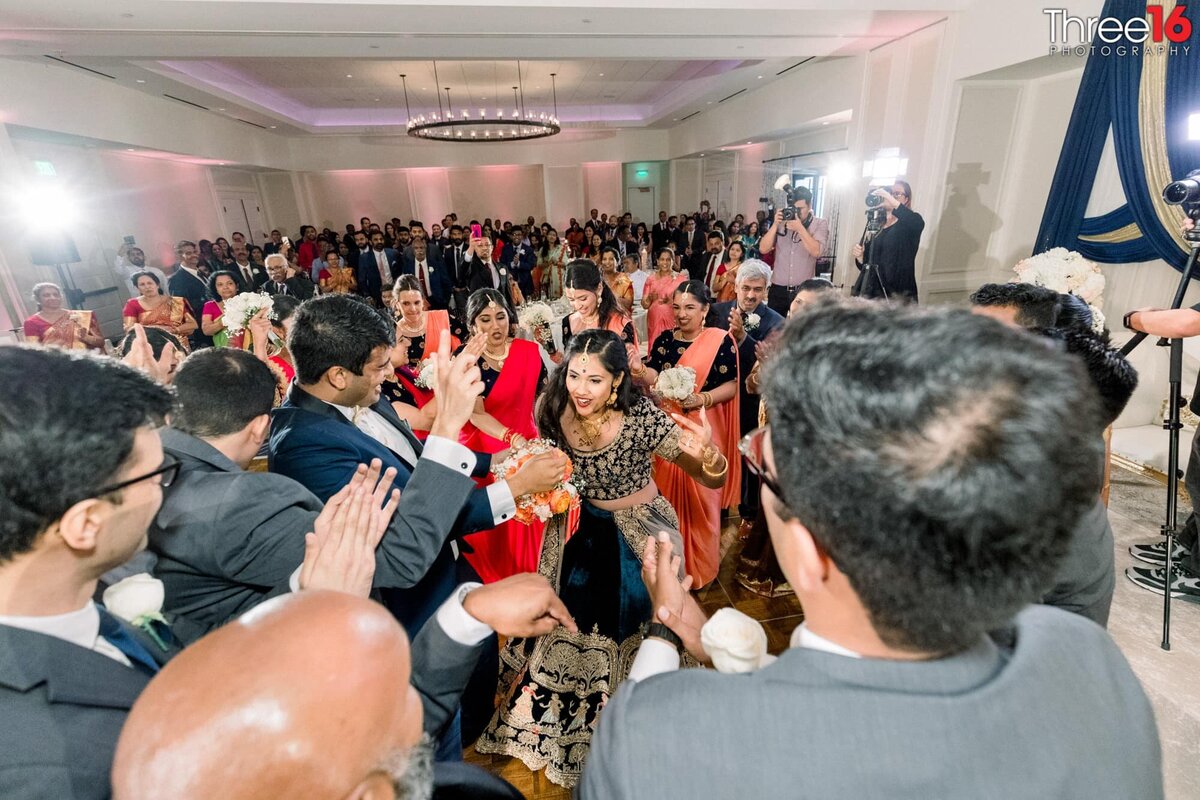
[
  {"x1": 625, "y1": 186, "x2": 656, "y2": 227},
  {"x1": 217, "y1": 192, "x2": 267, "y2": 245}
]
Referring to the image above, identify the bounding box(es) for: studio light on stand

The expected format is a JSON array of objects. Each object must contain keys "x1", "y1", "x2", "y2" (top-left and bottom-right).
[
  {"x1": 857, "y1": 148, "x2": 908, "y2": 302},
  {"x1": 20, "y1": 180, "x2": 84, "y2": 308}
]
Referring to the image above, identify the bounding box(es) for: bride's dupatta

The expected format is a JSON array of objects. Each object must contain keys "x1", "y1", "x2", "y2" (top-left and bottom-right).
[
  {"x1": 652, "y1": 327, "x2": 740, "y2": 587},
  {"x1": 459, "y1": 338, "x2": 546, "y2": 582}
]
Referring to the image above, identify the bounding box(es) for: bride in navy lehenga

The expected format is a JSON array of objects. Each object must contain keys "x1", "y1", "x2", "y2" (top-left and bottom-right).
[{"x1": 475, "y1": 329, "x2": 727, "y2": 787}]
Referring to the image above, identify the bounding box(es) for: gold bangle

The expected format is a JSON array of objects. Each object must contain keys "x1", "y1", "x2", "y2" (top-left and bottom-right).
[
  {"x1": 702, "y1": 454, "x2": 728, "y2": 479},
  {"x1": 701, "y1": 391, "x2": 712, "y2": 409}
]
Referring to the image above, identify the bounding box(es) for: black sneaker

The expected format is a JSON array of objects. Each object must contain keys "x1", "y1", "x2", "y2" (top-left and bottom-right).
[
  {"x1": 1125, "y1": 566, "x2": 1200, "y2": 602},
  {"x1": 1129, "y1": 540, "x2": 1193, "y2": 566}
]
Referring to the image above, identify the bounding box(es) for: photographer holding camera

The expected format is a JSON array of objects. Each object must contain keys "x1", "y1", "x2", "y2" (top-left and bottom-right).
[
  {"x1": 759, "y1": 185, "x2": 829, "y2": 316},
  {"x1": 851, "y1": 182, "x2": 924, "y2": 303}
]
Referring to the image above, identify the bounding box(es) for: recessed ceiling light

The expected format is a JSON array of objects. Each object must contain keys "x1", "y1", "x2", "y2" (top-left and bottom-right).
[
  {"x1": 757, "y1": 75, "x2": 763, "y2": 79},
  {"x1": 218, "y1": 107, "x2": 225, "y2": 111},
  {"x1": 346, "y1": 74, "x2": 353, "y2": 78},
  {"x1": 136, "y1": 79, "x2": 145, "y2": 84},
  {"x1": 599, "y1": 73, "x2": 605, "y2": 77},
  {"x1": 219, "y1": 162, "x2": 226, "y2": 166},
  {"x1": 822, "y1": 121, "x2": 830, "y2": 126},
  {"x1": 269, "y1": 125, "x2": 277, "y2": 129},
  {"x1": 700, "y1": 153, "x2": 705, "y2": 157},
  {"x1": 707, "y1": 101, "x2": 712, "y2": 104},
  {"x1": 673, "y1": 118, "x2": 679, "y2": 121},
  {"x1": 374, "y1": 98, "x2": 380, "y2": 101},
  {"x1": 125, "y1": 147, "x2": 135, "y2": 151},
  {"x1": 737, "y1": 45, "x2": 744, "y2": 50}
]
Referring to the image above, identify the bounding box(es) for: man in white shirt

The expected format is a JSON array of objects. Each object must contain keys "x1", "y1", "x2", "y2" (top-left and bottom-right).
[
  {"x1": 113, "y1": 241, "x2": 168, "y2": 299},
  {"x1": 580, "y1": 303, "x2": 1162, "y2": 799}
]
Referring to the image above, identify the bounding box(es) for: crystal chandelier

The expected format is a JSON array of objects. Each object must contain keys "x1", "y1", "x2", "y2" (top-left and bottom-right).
[{"x1": 403, "y1": 61, "x2": 560, "y2": 142}]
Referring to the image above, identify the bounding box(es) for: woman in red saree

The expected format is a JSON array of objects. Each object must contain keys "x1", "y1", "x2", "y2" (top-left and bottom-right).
[
  {"x1": 23, "y1": 283, "x2": 104, "y2": 350},
  {"x1": 639, "y1": 280, "x2": 741, "y2": 587},
  {"x1": 641, "y1": 248, "x2": 688, "y2": 346},
  {"x1": 457, "y1": 288, "x2": 549, "y2": 582},
  {"x1": 381, "y1": 275, "x2": 463, "y2": 441},
  {"x1": 122, "y1": 272, "x2": 197, "y2": 352}
]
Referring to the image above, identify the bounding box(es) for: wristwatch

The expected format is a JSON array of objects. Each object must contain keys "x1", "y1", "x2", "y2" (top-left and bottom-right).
[
  {"x1": 1123, "y1": 310, "x2": 1138, "y2": 331},
  {"x1": 646, "y1": 621, "x2": 684, "y2": 653}
]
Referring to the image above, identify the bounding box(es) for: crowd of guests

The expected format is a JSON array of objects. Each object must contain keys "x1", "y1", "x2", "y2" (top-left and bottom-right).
[{"x1": 0, "y1": 193, "x2": 1170, "y2": 800}]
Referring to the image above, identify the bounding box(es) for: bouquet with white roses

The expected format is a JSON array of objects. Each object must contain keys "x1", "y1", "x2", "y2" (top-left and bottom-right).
[
  {"x1": 653, "y1": 366, "x2": 697, "y2": 403},
  {"x1": 518, "y1": 301, "x2": 556, "y2": 347},
  {"x1": 221, "y1": 292, "x2": 275, "y2": 334},
  {"x1": 102, "y1": 573, "x2": 171, "y2": 652},
  {"x1": 1012, "y1": 248, "x2": 1107, "y2": 333},
  {"x1": 700, "y1": 608, "x2": 777, "y2": 673},
  {"x1": 491, "y1": 438, "x2": 581, "y2": 524},
  {"x1": 413, "y1": 358, "x2": 436, "y2": 391}
]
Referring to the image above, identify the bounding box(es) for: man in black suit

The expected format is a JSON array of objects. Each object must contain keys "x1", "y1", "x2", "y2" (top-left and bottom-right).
[
  {"x1": 651, "y1": 211, "x2": 670, "y2": 252},
  {"x1": 464, "y1": 234, "x2": 515, "y2": 297},
  {"x1": 0, "y1": 346, "x2": 176, "y2": 799},
  {"x1": 229, "y1": 244, "x2": 267, "y2": 292},
  {"x1": 358, "y1": 231, "x2": 399, "y2": 306},
  {"x1": 113, "y1": 584, "x2": 576, "y2": 800},
  {"x1": 261, "y1": 254, "x2": 315, "y2": 300},
  {"x1": 398, "y1": 237, "x2": 452, "y2": 310},
  {"x1": 696, "y1": 230, "x2": 726, "y2": 287},
  {"x1": 162, "y1": 240, "x2": 211, "y2": 349},
  {"x1": 442, "y1": 225, "x2": 471, "y2": 321},
  {"x1": 678, "y1": 217, "x2": 704, "y2": 281}
]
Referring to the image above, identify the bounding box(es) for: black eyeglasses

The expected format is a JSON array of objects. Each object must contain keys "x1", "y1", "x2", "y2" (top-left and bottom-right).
[
  {"x1": 739, "y1": 427, "x2": 785, "y2": 503},
  {"x1": 93, "y1": 456, "x2": 181, "y2": 498}
]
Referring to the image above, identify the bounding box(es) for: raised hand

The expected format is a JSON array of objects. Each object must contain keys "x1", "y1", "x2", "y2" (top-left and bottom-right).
[
  {"x1": 462, "y1": 573, "x2": 578, "y2": 637},
  {"x1": 121, "y1": 324, "x2": 177, "y2": 385},
  {"x1": 429, "y1": 330, "x2": 485, "y2": 439},
  {"x1": 728, "y1": 307, "x2": 745, "y2": 342},
  {"x1": 852, "y1": 243, "x2": 865, "y2": 262},
  {"x1": 641, "y1": 533, "x2": 708, "y2": 662},
  {"x1": 508, "y1": 450, "x2": 569, "y2": 498},
  {"x1": 671, "y1": 408, "x2": 714, "y2": 462}
]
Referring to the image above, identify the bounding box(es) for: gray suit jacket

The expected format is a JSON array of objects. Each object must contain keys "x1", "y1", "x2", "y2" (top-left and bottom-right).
[
  {"x1": 152, "y1": 427, "x2": 476, "y2": 642},
  {"x1": 580, "y1": 605, "x2": 1162, "y2": 799},
  {"x1": 1043, "y1": 499, "x2": 1115, "y2": 627},
  {"x1": 0, "y1": 621, "x2": 169, "y2": 799}
]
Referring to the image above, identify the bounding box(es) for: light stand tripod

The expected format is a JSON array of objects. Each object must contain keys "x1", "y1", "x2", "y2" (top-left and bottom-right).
[
  {"x1": 1119, "y1": 231, "x2": 1200, "y2": 651},
  {"x1": 855, "y1": 207, "x2": 890, "y2": 303}
]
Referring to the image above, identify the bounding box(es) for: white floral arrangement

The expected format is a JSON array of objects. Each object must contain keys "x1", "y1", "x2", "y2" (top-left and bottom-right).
[
  {"x1": 700, "y1": 608, "x2": 777, "y2": 673},
  {"x1": 1012, "y1": 248, "x2": 1106, "y2": 333},
  {"x1": 654, "y1": 366, "x2": 697, "y2": 402},
  {"x1": 549, "y1": 297, "x2": 573, "y2": 318},
  {"x1": 221, "y1": 292, "x2": 275, "y2": 334},
  {"x1": 413, "y1": 358, "x2": 436, "y2": 391},
  {"x1": 517, "y1": 301, "x2": 555, "y2": 330},
  {"x1": 102, "y1": 573, "x2": 171, "y2": 652},
  {"x1": 745, "y1": 311, "x2": 761, "y2": 332}
]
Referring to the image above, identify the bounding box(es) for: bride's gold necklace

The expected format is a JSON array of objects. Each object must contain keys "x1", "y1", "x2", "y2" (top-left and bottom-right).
[
  {"x1": 573, "y1": 407, "x2": 613, "y2": 449},
  {"x1": 483, "y1": 341, "x2": 511, "y2": 369}
]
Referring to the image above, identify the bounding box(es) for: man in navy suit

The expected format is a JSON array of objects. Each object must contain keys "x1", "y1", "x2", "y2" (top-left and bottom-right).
[
  {"x1": 712, "y1": 259, "x2": 786, "y2": 524},
  {"x1": 494, "y1": 227, "x2": 536, "y2": 299},
  {"x1": 269, "y1": 295, "x2": 566, "y2": 632},
  {"x1": 398, "y1": 237, "x2": 453, "y2": 310},
  {"x1": 163, "y1": 240, "x2": 212, "y2": 350},
  {"x1": 357, "y1": 231, "x2": 400, "y2": 307}
]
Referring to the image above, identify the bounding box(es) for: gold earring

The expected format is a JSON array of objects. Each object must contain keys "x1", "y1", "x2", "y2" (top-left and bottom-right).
[{"x1": 606, "y1": 388, "x2": 618, "y2": 407}]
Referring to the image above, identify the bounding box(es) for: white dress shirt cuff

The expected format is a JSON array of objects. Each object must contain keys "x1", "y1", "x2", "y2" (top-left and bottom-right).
[
  {"x1": 288, "y1": 565, "x2": 302, "y2": 592},
  {"x1": 487, "y1": 481, "x2": 517, "y2": 525},
  {"x1": 422, "y1": 435, "x2": 476, "y2": 476},
  {"x1": 626, "y1": 638, "x2": 681, "y2": 682},
  {"x1": 435, "y1": 582, "x2": 493, "y2": 646}
]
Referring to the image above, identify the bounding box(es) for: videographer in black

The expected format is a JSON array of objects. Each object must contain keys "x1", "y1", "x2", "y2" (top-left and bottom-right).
[{"x1": 851, "y1": 181, "x2": 925, "y2": 303}]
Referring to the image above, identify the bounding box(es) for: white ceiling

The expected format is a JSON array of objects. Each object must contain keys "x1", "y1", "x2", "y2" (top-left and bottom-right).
[{"x1": 0, "y1": 0, "x2": 965, "y2": 137}]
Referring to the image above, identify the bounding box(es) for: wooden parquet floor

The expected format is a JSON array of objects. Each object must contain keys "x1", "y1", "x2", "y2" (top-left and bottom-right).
[{"x1": 464, "y1": 516, "x2": 805, "y2": 799}]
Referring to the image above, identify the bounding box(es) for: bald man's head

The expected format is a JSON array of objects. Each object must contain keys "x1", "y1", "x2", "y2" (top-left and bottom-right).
[{"x1": 113, "y1": 592, "x2": 428, "y2": 800}]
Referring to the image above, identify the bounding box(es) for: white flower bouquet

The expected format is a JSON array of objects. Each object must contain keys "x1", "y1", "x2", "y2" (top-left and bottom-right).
[
  {"x1": 549, "y1": 297, "x2": 573, "y2": 318},
  {"x1": 654, "y1": 366, "x2": 697, "y2": 403},
  {"x1": 491, "y1": 438, "x2": 580, "y2": 523},
  {"x1": 700, "y1": 608, "x2": 777, "y2": 673},
  {"x1": 517, "y1": 301, "x2": 555, "y2": 330},
  {"x1": 413, "y1": 358, "x2": 436, "y2": 391},
  {"x1": 221, "y1": 292, "x2": 275, "y2": 334},
  {"x1": 1013, "y1": 248, "x2": 1106, "y2": 333}
]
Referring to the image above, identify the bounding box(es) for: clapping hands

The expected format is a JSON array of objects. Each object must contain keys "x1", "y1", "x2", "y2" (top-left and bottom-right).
[
  {"x1": 641, "y1": 534, "x2": 709, "y2": 663},
  {"x1": 121, "y1": 324, "x2": 177, "y2": 385},
  {"x1": 299, "y1": 459, "x2": 400, "y2": 597},
  {"x1": 429, "y1": 331, "x2": 486, "y2": 440}
]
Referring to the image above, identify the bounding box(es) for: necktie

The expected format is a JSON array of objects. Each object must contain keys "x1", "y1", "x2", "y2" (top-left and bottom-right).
[
  {"x1": 242, "y1": 266, "x2": 252, "y2": 285},
  {"x1": 418, "y1": 261, "x2": 429, "y2": 297},
  {"x1": 377, "y1": 251, "x2": 389, "y2": 287},
  {"x1": 706, "y1": 255, "x2": 720, "y2": 288},
  {"x1": 274, "y1": 281, "x2": 287, "y2": 295},
  {"x1": 97, "y1": 607, "x2": 161, "y2": 675}
]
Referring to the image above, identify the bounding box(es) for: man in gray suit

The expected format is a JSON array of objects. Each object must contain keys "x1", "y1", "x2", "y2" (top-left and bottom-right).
[
  {"x1": 0, "y1": 347, "x2": 176, "y2": 799},
  {"x1": 581, "y1": 304, "x2": 1162, "y2": 799}
]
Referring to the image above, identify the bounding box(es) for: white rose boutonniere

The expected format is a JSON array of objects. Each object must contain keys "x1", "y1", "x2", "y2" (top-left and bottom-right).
[
  {"x1": 700, "y1": 608, "x2": 776, "y2": 673},
  {"x1": 745, "y1": 312, "x2": 761, "y2": 333},
  {"x1": 102, "y1": 573, "x2": 170, "y2": 651}
]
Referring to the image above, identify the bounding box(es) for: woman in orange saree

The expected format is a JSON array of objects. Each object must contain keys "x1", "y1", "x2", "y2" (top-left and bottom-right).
[
  {"x1": 23, "y1": 283, "x2": 105, "y2": 350},
  {"x1": 122, "y1": 272, "x2": 196, "y2": 352},
  {"x1": 457, "y1": 288, "x2": 548, "y2": 582},
  {"x1": 640, "y1": 280, "x2": 741, "y2": 587},
  {"x1": 641, "y1": 248, "x2": 688, "y2": 347}
]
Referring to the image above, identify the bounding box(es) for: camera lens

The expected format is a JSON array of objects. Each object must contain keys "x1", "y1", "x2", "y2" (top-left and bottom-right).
[
  {"x1": 865, "y1": 192, "x2": 883, "y2": 208},
  {"x1": 1164, "y1": 179, "x2": 1200, "y2": 205}
]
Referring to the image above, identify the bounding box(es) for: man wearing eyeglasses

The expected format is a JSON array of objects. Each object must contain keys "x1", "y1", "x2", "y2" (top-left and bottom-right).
[
  {"x1": 851, "y1": 181, "x2": 925, "y2": 303},
  {"x1": 580, "y1": 304, "x2": 1160, "y2": 799},
  {"x1": 0, "y1": 346, "x2": 179, "y2": 799}
]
